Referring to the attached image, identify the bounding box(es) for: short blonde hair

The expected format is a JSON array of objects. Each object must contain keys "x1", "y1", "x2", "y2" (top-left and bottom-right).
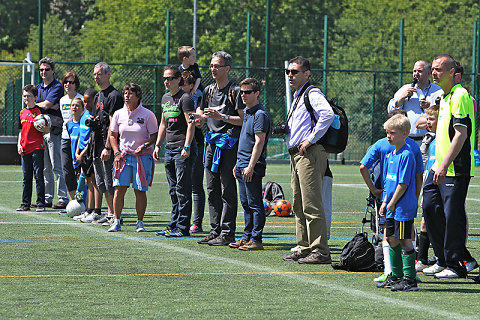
[
  {"x1": 383, "y1": 114, "x2": 410, "y2": 133},
  {"x1": 425, "y1": 105, "x2": 439, "y2": 117}
]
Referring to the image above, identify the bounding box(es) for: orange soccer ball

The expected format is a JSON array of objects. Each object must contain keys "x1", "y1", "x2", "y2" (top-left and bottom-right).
[{"x1": 273, "y1": 199, "x2": 292, "y2": 217}]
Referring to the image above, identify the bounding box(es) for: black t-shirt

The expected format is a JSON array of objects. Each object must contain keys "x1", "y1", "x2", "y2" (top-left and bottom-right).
[
  {"x1": 199, "y1": 81, "x2": 245, "y2": 138},
  {"x1": 161, "y1": 90, "x2": 195, "y2": 149},
  {"x1": 92, "y1": 85, "x2": 124, "y2": 156},
  {"x1": 179, "y1": 63, "x2": 204, "y2": 92}
]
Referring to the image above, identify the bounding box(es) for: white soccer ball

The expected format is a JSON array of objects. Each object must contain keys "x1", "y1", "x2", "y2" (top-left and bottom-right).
[
  {"x1": 66, "y1": 200, "x2": 85, "y2": 218},
  {"x1": 33, "y1": 114, "x2": 51, "y2": 133}
]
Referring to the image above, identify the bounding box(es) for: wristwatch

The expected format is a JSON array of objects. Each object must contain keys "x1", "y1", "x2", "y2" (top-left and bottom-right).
[
  {"x1": 183, "y1": 146, "x2": 190, "y2": 151},
  {"x1": 224, "y1": 114, "x2": 230, "y2": 121}
]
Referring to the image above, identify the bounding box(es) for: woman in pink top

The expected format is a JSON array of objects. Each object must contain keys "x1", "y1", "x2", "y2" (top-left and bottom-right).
[{"x1": 108, "y1": 83, "x2": 158, "y2": 232}]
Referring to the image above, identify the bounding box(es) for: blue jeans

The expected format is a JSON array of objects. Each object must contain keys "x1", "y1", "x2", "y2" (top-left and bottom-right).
[
  {"x1": 164, "y1": 145, "x2": 196, "y2": 234},
  {"x1": 235, "y1": 167, "x2": 265, "y2": 242},
  {"x1": 21, "y1": 149, "x2": 45, "y2": 206}
]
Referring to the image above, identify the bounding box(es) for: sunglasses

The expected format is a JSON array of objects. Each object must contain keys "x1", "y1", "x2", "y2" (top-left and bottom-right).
[
  {"x1": 163, "y1": 76, "x2": 178, "y2": 81},
  {"x1": 285, "y1": 69, "x2": 301, "y2": 75},
  {"x1": 240, "y1": 90, "x2": 255, "y2": 95},
  {"x1": 209, "y1": 64, "x2": 227, "y2": 69},
  {"x1": 64, "y1": 80, "x2": 75, "y2": 85},
  {"x1": 39, "y1": 68, "x2": 51, "y2": 72}
]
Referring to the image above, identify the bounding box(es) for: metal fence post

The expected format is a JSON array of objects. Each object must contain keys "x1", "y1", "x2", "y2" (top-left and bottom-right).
[
  {"x1": 165, "y1": 10, "x2": 170, "y2": 65},
  {"x1": 38, "y1": 0, "x2": 43, "y2": 60},
  {"x1": 398, "y1": 18, "x2": 404, "y2": 88},
  {"x1": 370, "y1": 72, "x2": 377, "y2": 146},
  {"x1": 246, "y1": 12, "x2": 251, "y2": 78},
  {"x1": 154, "y1": 65, "x2": 158, "y2": 114},
  {"x1": 264, "y1": 0, "x2": 271, "y2": 107},
  {"x1": 323, "y1": 15, "x2": 328, "y2": 96}
]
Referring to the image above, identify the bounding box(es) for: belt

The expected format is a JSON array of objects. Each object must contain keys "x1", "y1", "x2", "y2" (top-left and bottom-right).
[
  {"x1": 409, "y1": 136, "x2": 423, "y2": 141},
  {"x1": 288, "y1": 145, "x2": 300, "y2": 156}
]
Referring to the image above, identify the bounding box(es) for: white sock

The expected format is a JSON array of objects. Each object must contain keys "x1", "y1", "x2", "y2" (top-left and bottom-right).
[
  {"x1": 114, "y1": 218, "x2": 121, "y2": 225},
  {"x1": 412, "y1": 240, "x2": 416, "y2": 251},
  {"x1": 383, "y1": 241, "x2": 392, "y2": 275}
]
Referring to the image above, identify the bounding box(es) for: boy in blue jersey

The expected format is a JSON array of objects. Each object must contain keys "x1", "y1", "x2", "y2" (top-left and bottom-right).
[
  {"x1": 376, "y1": 114, "x2": 418, "y2": 291},
  {"x1": 360, "y1": 109, "x2": 423, "y2": 283}
]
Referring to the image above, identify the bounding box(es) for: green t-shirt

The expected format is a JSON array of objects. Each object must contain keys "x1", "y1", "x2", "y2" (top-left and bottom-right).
[{"x1": 432, "y1": 84, "x2": 475, "y2": 177}]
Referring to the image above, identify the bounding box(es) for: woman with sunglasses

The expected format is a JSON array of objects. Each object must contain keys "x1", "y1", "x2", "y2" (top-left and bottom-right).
[
  {"x1": 60, "y1": 72, "x2": 83, "y2": 202},
  {"x1": 153, "y1": 66, "x2": 196, "y2": 237},
  {"x1": 108, "y1": 83, "x2": 158, "y2": 232}
]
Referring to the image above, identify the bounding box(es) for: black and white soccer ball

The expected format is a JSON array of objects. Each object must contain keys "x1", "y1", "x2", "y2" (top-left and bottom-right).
[{"x1": 66, "y1": 200, "x2": 85, "y2": 218}]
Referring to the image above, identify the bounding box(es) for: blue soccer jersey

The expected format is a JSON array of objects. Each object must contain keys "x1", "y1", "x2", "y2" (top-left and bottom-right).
[
  {"x1": 425, "y1": 139, "x2": 436, "y2": 173},
  {"x1": 78, "y1": 110, "x2": 92, "y2": 151},
  {"x1": 67, "y1": 119, "x2": 81, "y2": 168},
  {"x1": 383, "y1": 145, "x2": 417, "y2": 221}
]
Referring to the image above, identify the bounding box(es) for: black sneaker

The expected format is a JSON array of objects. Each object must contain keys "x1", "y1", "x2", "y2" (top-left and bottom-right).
[
  {"x1": 390, "y1": 277, "x2": 419, "y2": 292},
  {"x1": 197, "y1": 233, "x2": 217, "y2": 244},
  {"x1": 208, "y1": 235, "x2": 234, "y2": 246},
  {"x1": 376, "y1": 274, "x2": 401, "y2": 288},
  {"x1": 16, "y1": 204, "x2": 30, "y2": 211}
]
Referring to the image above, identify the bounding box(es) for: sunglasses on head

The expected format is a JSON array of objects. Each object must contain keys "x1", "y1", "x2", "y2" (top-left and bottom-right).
[
  {"x1": 240, "y1": 89, "x2": 255, "y2": 95},
  {"x1": 163, "y1": 76, "x2": 177, "y2": 81},
  {"x1": 285, "y1": 69, "x2": 302, "y2": 75}
]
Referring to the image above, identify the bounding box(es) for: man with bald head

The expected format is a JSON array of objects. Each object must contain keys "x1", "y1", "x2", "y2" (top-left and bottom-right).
[{"x1": 388, "y1": 60, "x2": 443, "y2": 144}]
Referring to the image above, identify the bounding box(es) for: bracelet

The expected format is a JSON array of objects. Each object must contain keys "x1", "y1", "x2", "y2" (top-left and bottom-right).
[
  {"x1": 114, "y1": 152, "x2": 121, "y2": 158},
  {"x1": 104, "y1": 147, "x2": 111, "y2": 151}
]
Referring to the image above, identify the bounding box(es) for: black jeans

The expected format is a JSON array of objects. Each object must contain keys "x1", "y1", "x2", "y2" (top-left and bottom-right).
[
  {"x1": 204, "y1": 143, "x2": 238, "y2": 237},
  {"x1": 21, "y1": 149, "x2": 45, "y2": 206},
  {"x1": 191, "y1": 139, "x2": 205, "y2": 227},
  {"x1": 61, "y1": 138, "x2": 77, "y2": 193}
]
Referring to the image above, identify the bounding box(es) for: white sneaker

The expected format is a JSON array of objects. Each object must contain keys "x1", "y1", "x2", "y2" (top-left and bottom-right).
[
  {"x1": 73, "y1": 211, "x2": 89, "y2": 221},
  {"x1": 415, "y1": 261, "x2": 429, "y2": 272},
  {"x1": 290, "y1": 246, "x2": 300, "y2": 253},
  {"x1": 465, "y1": 260, "x2": 479, "y2": 273},
  {"x1": 423, "y1": 263, "x2": 445, "y2": 276},
  {"x1": 434, "y1": 268, "x2": 460, "y2": 279},
  {"x1": 136, "y1": 221, "x2": 146, "y2": 232},
  {"x1": 81, "y1": 213, "x2": 103, "y2": 223},
  {"x1": 108, "y1": 222, "x2": 121, "y2": 232}
]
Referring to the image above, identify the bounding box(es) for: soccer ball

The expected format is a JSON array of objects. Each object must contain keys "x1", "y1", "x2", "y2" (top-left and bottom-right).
[
  {"x1": 263, "y1": 199, "x2": 272, "y2": 215},
  {"x1": 273, "y1": 199, "x2": 292, "y2": 217},
  {"x1": 66, "y1": 200, "x2": 85, "y2": 218},
  {"x1": 33, "y1": 114, "x2": 51, "y2": 133}
]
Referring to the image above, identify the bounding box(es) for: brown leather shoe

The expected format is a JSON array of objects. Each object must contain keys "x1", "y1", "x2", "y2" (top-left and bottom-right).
[
  {"x1": 282, "y1": 251, "x2": 307, "y2": 261},
  {"x1": 298, "y1": 251, "x2": 332, "y2": 264},
  {"x1": 239, "y1": 240, "x2": 264, "y2": 251},
  {"x1": 52, "y1": 201, "x2": 67, "y2": 209},
  {"x1": 229, "y1": 238, "x2": 249, "y2": 249}
]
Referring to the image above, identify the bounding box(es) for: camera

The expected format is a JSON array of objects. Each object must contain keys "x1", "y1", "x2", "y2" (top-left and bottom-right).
[
  {"x1": 273, "y1": 122, "x2": 289, "y2": 135},
  {"x1": 85, "y1": 115, "x2": 102, "y2": 129},
  {"x1": 188, "y1": 113, "x2": 196, "y2": 123}
]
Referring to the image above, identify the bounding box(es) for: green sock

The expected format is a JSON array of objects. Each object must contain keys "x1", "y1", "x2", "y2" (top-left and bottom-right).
[
  {"x1": 389, "y1": 244, "x2": 403, "y2": 278},
  {"x1": 402, "y1": 249, "x2": 417, "y2": 280}
]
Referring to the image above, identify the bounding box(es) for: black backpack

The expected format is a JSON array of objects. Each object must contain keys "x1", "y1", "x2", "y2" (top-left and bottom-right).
[
  {"x1": 331, "y1": 232, "x2": 376, "y2": 272},
  {"x1": 304, "y1": 87, "x2": 348, "y2": 154},
  {"x1": 262, "y1": 181, "x2": 285, "y2": 203}
]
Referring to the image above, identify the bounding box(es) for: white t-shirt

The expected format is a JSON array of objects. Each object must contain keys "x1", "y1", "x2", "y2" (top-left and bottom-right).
[{"x1": 60, "y1": 93, "x2": 83, "y2": 139}]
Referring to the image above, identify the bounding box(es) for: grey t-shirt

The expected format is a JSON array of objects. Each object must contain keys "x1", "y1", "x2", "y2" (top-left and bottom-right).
[{"x1": 200, "y1": 81, "x2": 245, "y2": 138}]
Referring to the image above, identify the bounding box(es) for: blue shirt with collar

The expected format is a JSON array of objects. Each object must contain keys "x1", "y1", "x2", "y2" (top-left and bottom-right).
[
  {"x1": 236, "y1": 103, "x2": 271, "y2": 176},
  {"x1": 36, "y1": 79, "x2": 64, "y2": 119}
]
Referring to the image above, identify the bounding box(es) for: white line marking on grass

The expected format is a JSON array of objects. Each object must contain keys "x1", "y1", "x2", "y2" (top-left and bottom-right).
[{"x1": 0, "y1": 204, "x2": 474, "y2": 319}]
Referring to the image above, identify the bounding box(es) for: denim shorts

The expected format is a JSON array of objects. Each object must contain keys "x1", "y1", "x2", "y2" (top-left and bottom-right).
[{"x1": 113, "y1": 154, "x2": 153, "y2": 191}]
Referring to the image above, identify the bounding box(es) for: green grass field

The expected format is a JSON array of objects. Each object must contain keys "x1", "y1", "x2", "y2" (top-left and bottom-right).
[{"x1": 1, "y1": 163, "x2": 479, "y2": 319}]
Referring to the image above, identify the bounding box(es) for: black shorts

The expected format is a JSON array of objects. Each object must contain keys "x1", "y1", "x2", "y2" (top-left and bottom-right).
[
  {"x1": 80, "y1": 150, "x2": 94, "y2": 177},
  {"x1": 385, "y1": 218, "x2": 413, "y2": 240}
]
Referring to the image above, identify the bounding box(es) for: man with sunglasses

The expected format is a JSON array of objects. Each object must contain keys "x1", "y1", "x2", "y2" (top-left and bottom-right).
[
  {"x1": 388, "y1": 60, "x2": 443, "y2": 145},
  {"x1": 422, "y1": 54, "x2": 475, "y2": 279},
  {"x1": 281, "y1": 56, "x2": 334, "y2": 264},
  {"x1": 196, "y1": 51, "x2": 245, "y2": 246},
  {"x1": 36, "y1": 57, "x2": 69, "y2": 209}
]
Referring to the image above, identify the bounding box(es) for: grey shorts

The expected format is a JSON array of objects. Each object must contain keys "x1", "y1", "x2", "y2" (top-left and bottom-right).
[{"x1": 92, "y1": 157, "x2": 114, "y2": 195}]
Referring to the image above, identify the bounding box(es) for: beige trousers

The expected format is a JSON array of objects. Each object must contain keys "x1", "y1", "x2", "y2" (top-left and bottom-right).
[{"x1": 290, "y1": 143, "x2": 330, "y2": 256}]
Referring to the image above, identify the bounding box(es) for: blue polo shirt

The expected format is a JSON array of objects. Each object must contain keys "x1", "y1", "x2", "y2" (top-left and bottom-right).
[
  {"x1": 66, "y1": 119, "x2": 81, "y2": 168},
  {"x1": 236, "y1": 103, "x2": 270, "y2": 176},
  {"x1": 383, "y1": 144, "x2": 417, "y2": 221},
  {"x1": 36, "y1": 79, "x2": 64, "y2": 119}
]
